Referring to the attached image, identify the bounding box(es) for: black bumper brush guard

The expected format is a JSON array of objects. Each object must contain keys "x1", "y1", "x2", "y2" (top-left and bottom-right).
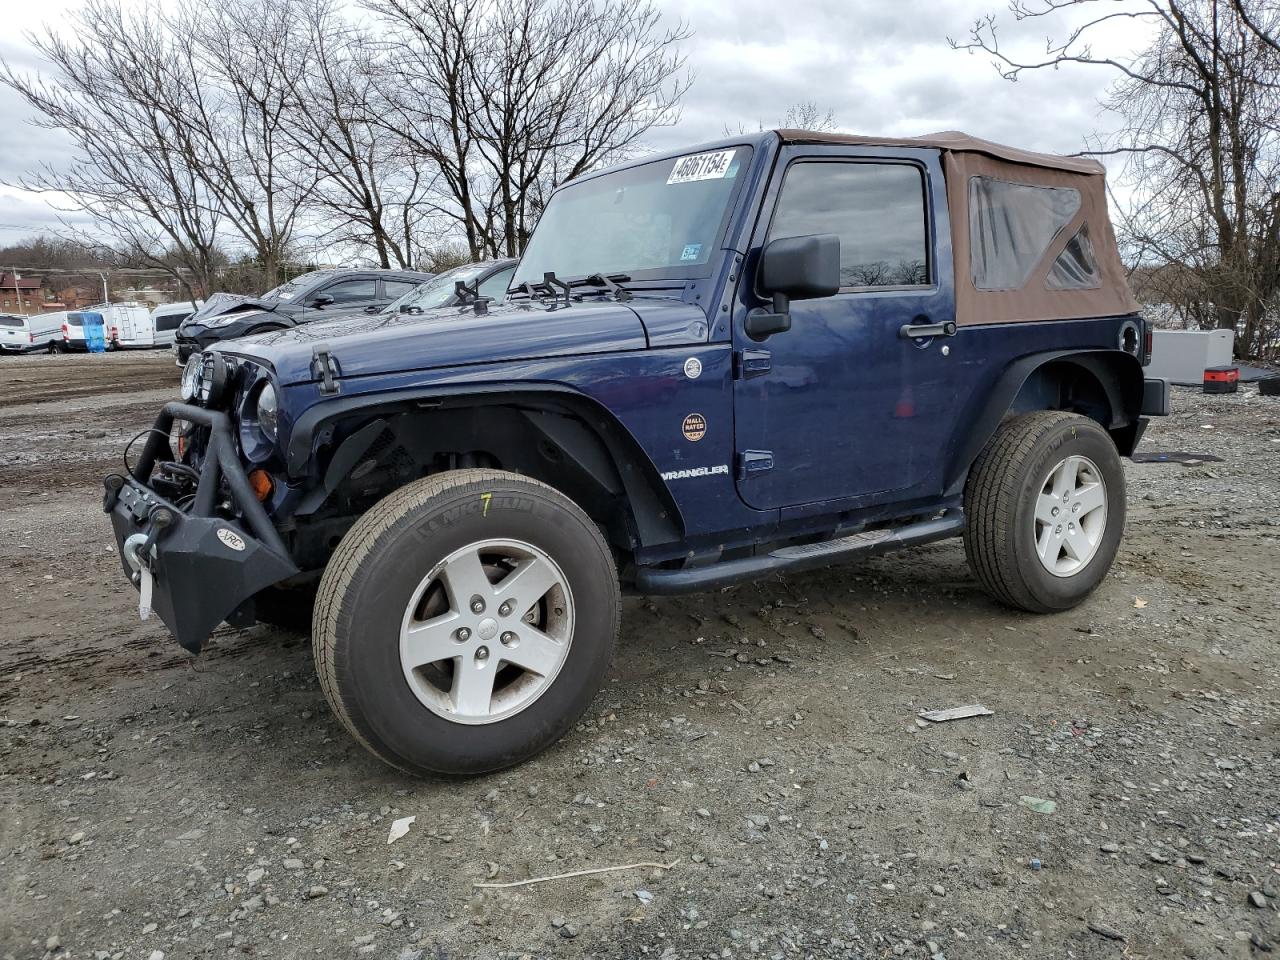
[{"x1": 103, "y1": 402, "x2": 298, "y2": 653}]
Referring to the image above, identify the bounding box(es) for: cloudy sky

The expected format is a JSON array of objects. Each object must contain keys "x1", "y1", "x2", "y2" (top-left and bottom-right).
[{"x1": 0, "y1": 0, "x2": 1156, "y2": 247}]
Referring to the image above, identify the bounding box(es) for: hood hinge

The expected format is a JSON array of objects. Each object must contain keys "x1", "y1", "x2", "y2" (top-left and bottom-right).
[
  {"x1": 733, "y1": 349, "x2": 771, "y2": 380},
  {"x1": 311, "y1": 343, "x2": 341, "y2": 395},
  {"x1": 737, "y1": 450, "x2": 774, "y2": 480}
]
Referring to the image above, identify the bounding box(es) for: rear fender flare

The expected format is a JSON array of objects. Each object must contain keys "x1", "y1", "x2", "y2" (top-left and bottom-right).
[{"x1": 944, "y1": 349, "x2": 1144, "y2": 495}]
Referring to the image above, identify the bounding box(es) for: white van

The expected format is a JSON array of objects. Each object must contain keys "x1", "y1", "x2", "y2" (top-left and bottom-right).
[
  {"x1": 103, "y1": 303, "x2": 157, "y2": 349},
  {"x1": 0, "y1": 311, "x2": 66, "y2": 354},
  {"x1": 150, "y1": 301, "x2": 201, "y2": 349}
]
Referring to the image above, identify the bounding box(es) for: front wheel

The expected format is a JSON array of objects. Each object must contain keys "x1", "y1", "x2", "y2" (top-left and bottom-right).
[
  {"x1": 963, "y1": 411, "x2": 1125, "y2": 613},
  {"x1": 313, "y1": 469, "x2": 620, "y2": 776}
]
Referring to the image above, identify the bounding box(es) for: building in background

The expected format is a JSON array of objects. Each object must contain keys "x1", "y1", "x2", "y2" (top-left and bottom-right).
[{"x1": 0, "y1": 270, "x2": 56, "y2": 315}]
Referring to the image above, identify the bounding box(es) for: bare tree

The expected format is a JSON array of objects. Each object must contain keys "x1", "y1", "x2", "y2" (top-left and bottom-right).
[
  {"x1": 951, "y1": 0, "x2": 1280, "y2": 360},
  {"x1": 0, "y1": 0, "x2": 223, "y2": 297},
  {"x1": 179, "y1": 0, "x2": 316, "y2": 286},
  {"x1": 369, "y1": 0, "x2": 692, "y2": 259},
  {"x1": 781, "y1": 101, "x2": 839, "y2": 131},
  {"x1": 281, "y1": 0, "x2": 442, "y2": 269}
]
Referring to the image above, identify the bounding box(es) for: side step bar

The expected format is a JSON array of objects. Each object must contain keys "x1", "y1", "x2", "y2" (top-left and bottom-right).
[{"x1": 633, "y1": 513, "x2": 964, "y2": 595}]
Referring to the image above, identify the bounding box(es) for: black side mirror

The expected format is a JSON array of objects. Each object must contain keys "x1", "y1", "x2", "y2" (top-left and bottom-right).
[
  {"x1": 746, "y1": 234, "x2": 841, "y2": 341},
  {"x1": 311, "y1": 293, "x2": 335, "y2": 308}
]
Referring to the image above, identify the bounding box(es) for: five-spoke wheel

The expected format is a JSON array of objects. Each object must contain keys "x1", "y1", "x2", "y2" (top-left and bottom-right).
[{"x1": 400, "y1": 539, "x2": 574, "y2": 723}]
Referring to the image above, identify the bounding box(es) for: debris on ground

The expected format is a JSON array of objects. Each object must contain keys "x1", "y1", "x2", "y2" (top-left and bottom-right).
[{"x1": 917, "y1": 704, "x2": 993, "y2": 722}]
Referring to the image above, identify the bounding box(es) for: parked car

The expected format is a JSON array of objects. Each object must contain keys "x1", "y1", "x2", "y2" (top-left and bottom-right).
[
  {"x1": 151, "y1": 301, "x2": 202, "y2": 349},
  {"x1": 102, "y1": 304, "x2": 155, "y2": 350},
  {"x1": 0, "y1": 311, "x2": 66, "y2": 354},
  {"x1": 389, "y1": 259, "x2": 516, "y2": 313},
  {"x1": 60, "y1": 309, "x2": 109, "y2": 352},
  {"x1": 173, "y1": 269, "x2": 434, "y2": 365},
  {"x1": 104, "y1": 129, "x2": 1168, "y2": 777}
]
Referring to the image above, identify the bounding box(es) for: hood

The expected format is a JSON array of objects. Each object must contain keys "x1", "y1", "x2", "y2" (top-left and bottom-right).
[
  {"x1": 191, "y1": 291, "x2": 282, "y2": 322},
  {"x1": 219, "y1": 296, "x2": 660, "y2": 385}
]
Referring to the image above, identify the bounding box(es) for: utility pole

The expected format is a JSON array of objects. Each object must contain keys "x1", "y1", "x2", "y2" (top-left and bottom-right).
[
  {"x1": 10, "y1": 268, "x2": 21, "y2": 316},
  {"x1": 98, "y1": 271, "x2": 109, "y2": 305}
]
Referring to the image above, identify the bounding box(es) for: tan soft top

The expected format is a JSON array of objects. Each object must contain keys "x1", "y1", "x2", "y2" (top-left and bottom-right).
[{"x1": 775, "y1": 129, "x2": 1139, "y2": 324}]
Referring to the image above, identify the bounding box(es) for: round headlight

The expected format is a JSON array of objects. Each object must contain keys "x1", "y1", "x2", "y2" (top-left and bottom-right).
[
  {"x1": 257, "y1": 382, "x2": 279, "y2": 442},
  {"x1": 180, "y1": 354, "x2": 202, "y2": 401},
  {"x1": 197, "y1": 352, "x2": 229, "y2": 408}
]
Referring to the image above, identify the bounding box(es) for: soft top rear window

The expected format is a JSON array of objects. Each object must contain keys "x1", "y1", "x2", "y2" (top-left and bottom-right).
[{"x1": 969, "y1": 176, "x2": 1080, "y2": 291}]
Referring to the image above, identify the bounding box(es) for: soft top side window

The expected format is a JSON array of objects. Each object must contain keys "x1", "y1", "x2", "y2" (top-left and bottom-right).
[
  {"x1": 968, "y1": 176, "x2": 1080, "y2": 291},
  {"x1": 767, "y1": 161, "x2": 930, "y2": 290},
  {"x1": 1046, "y1": 224, "x2": 1101, "y2": 290}
]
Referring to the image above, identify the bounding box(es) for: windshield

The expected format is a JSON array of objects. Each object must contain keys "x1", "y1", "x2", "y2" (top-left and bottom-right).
[
  {"x1": 513, "y1": 146, "x2": 753, "y2": 287},
  {"x1": 261, "y1": 272, "x2": 324, "y2": 301},
  {"x1": 387, "y1": 263, "x2": 493, "y2": 312}
]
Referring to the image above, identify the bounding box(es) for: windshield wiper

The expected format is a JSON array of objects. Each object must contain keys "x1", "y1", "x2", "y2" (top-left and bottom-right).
[{"x1": 509, "y1": 272, "x2": 634, "y2": 305}]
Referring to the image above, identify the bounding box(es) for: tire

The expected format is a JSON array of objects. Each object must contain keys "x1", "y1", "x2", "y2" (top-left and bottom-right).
[
  {"x1": 963, "y1": 411, "x2": 1125, "y2": 613},
  {"x1": 313, "y1": 469, "x2": 620, "y2": 776}
]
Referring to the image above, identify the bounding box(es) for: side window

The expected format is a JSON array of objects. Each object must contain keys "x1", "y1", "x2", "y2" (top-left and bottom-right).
[
  {"x1": 319, "y1": 279, "x2": 376, "y2": 305},
  {"x1": 968, "y1": 176, "x2": 1081, "y2": 290},
  {"x1": 384, "y1": 279, "x2": 420, "y2": 300},
  {"x1": 1045, "y1": 224, "x2": 1101, "y2": 290},
  {"x1": 767, "y1": 162, "x2": 929, "y2": 289},
  {"x1": 155, "y1": 313, "x2": 190, "y2": 331},
  {"x1": 478, "y1": 266, "x2": 515, "y2": 299}
]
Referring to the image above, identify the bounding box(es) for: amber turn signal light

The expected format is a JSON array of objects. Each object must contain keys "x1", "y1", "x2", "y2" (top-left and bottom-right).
[{"x1": 248, "y1": 469, "x2": 273, "y2": 501}]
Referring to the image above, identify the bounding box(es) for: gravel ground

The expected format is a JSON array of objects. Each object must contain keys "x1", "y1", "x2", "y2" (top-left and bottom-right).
[{"x1": 1, "y1": 351, "x2": 1277, "y2": 960}]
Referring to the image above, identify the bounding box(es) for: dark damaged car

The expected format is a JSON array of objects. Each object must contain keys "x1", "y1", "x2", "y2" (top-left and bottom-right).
[
  {"x1": 173, "y1": 268, "x2": 435, "y2": 365},
  {"x1": 104, "y1": 129, "x2": 1169, "y2": 776}
]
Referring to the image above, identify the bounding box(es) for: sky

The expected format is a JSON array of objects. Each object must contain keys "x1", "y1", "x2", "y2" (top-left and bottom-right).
[{"x1": 0, "y1": 0, "x2": 1158, "y2": 251}]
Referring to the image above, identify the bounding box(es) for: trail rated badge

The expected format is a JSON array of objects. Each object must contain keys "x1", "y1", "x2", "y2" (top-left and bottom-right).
[
  {"x1": 682, "y1": 412, "x2": 707, "y2": 442},
  {"x1": 683, "y1": 357, "x2": 703, "y2": 379}
]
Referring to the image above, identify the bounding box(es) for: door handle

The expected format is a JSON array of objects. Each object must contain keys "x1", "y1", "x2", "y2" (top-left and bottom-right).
[{"x1": 899, "y1": 318, "x2": 957, "y2": 340}]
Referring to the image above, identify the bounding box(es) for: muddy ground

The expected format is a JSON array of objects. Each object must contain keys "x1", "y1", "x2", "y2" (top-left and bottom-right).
[{"x1": 1, "y1": 350, "x2": 1277, "y2": 960}]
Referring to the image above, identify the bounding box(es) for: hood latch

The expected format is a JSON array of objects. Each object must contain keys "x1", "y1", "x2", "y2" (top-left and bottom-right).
[{"x1": 311, "y1": 343, "x2": 341, "y2": 395}]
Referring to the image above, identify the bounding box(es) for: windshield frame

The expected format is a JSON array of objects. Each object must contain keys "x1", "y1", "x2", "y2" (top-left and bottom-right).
[{"x1": 512, "y1": 144, "x2": 757, "y2": 288}]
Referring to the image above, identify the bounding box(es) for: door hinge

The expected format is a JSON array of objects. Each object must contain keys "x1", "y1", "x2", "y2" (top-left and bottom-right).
[
  {"x1": 311, "y1": 343, "x2": 341, "y2": 395},
  {"x1": 737, "y1": 450, "x2": 774, "y2": 480},
  {"x1": 733, "y1": 349, "x2": 772, "y2": 380}
]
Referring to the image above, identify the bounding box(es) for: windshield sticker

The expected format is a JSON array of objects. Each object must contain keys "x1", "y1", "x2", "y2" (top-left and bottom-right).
[
  {"x1": 682, "y1": 412, "x2": 707, "y2": 442},
  {"x1": 683, "y1": 357, "x2": 703, "y2": 379},
  {"x1": 661, "y1": 464, "x2": 729, "y2": 482},
  {"x1": 680, "y1": 243, "x2": 703, "y2": 262},
  {"x1": 667, "y1": 150, "x2": 736, "y2": 185}
]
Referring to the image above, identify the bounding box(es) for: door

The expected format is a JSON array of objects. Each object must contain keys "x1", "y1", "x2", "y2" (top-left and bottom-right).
[
  {"x1": 310, "y1": 277, "x2": 378, "y2": 316},
  {"x1": 732, "y1": 148, "x2": 970, "y2": 511}
]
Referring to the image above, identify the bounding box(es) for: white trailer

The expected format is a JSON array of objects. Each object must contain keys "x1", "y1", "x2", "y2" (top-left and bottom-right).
[{"x1": 1147, "y1": 329, "x2": 1235, "y2": 385}]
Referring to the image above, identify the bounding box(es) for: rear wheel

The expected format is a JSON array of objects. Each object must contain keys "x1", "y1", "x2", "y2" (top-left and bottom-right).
[
  {"x1": 313, "y1": 469, "x2": 620, "y2": 776},
  {"x1": 963, "y1": 411, "x2": 1125, "y2": 613}
]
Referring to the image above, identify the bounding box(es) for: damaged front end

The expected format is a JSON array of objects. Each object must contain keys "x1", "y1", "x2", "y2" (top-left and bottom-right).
[{"x1": 104, "y1": 401, "x2": 297, "y2": 653}]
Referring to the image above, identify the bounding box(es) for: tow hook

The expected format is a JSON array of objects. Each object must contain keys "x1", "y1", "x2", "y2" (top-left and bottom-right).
[{"x1": 122, "y1": 507, "x2": 175, "y2": 622}]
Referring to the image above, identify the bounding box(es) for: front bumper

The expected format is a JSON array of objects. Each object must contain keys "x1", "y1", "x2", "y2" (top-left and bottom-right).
[{"x1": 104, "y1": 402, "x2": 298, "y2": 653}]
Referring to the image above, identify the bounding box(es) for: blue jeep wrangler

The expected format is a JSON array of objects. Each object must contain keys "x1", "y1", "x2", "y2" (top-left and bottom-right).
[{"x1": 104, "y1": 129, "x2": 1168, "y2": 775}]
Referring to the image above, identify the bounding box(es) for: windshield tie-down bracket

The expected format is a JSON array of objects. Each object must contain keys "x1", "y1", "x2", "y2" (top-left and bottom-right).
[
  {"x1": 311, "y1": 344, "x2": 340, "y2": 395},
  {"x1": 543, "y1": 272, "x2": 572, "y2": 308}
]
